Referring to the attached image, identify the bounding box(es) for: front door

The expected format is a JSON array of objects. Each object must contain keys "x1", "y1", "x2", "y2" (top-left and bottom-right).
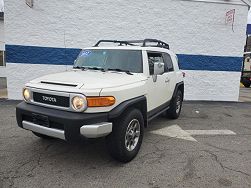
[{"x1": 146, "y1": 51, "x2": 171, "y2": 112}]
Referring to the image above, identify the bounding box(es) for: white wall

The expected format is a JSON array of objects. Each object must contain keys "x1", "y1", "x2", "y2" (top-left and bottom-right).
[
  {"x1": 5, "y1": 0, "x2": 247, "y2": 56},
  {"x1": 0, "y1": 65, "x2": 241, "y2": 101},
  {"x1": 0, "y1": 64, "x2": 71, "y2": 99},
  {"x1": 3, "y1": 0, "x2": 249, "y2": 101},
  {"x1": 184, "y1": 70, "x2": 241, "y2": 101},
  {"x1": 0, "y1": 20, "x2": 4, "y2": 51}
]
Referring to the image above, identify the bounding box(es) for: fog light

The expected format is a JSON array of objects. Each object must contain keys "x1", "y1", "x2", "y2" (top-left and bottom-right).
[
  {"x1": 71, "y1": 96, "x2": 87, "y2": 111},
  {"x1": 23, "y1": 88, "x2": 31, "y2": 102}
]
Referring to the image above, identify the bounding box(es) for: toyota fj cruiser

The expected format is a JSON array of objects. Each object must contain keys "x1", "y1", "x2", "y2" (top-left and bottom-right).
[{"x1": 16, "y1": 39, "x2": 184, "y2": 162}]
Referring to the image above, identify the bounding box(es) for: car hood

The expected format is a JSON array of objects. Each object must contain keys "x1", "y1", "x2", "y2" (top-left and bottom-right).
[{"x1": 30, "y1": 70, "x2": 147, "y2": 90}]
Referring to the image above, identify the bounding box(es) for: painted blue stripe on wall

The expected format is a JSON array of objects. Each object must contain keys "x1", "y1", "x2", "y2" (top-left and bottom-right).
[
  {"x1": 177, "y1": 54, "x2": 242, "y2": 72},
  {"x1": 6, "y1": 45, "x2": 81, "y2": 66},
  {"x1": 6, "y1": 45, "x2": 242, "y2": 72},
  {"x1": 247, "y1": 24, "x2": 251, "y2": 35}
]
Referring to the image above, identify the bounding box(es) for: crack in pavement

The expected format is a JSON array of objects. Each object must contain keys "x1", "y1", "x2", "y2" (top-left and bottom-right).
[
  {"x1": 203, "y1": 142, "x2": 239, "y2": 154},
  {"x1": 203, "y1": 150, "x2": 250, "y2": 177},
  {"x1": 223, "y1": 166, "x2": 250, "y2": 177},
  {"x1": 183, "y1": 157, "x2": 196, "y2": 181},
  {"x1": 0, "y1": 142, "x2": 54, "y2": 187}
]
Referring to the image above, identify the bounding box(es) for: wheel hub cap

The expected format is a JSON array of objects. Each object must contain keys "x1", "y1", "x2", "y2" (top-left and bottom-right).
[
  {"x1": 176, "y1": 95, "x2": 182, "y2": 114},
  {"x1": 125, "y1": 119, "x2": 140, "y2": 151}
]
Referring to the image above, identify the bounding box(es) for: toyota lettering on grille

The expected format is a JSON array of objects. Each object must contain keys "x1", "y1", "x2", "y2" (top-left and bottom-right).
[{"x1": 42, "y1": 96, "x2": 57, "y2": 103}]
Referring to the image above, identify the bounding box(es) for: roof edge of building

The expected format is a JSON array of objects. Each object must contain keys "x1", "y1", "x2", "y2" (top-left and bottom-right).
[{"x1": 241, "y1": 0, "x2": 251, "y2": 6}]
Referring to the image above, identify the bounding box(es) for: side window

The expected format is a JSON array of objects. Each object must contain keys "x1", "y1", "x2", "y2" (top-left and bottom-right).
[
  {"x1": 147, "y1": 52, "x2": 164, "y2": 75},
  {"x1": 163, "y1": 53, "x2": 174, "y2": 72}
]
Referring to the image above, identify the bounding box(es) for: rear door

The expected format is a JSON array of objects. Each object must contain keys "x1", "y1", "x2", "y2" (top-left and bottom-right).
[{"x1": 162, "y1": 52, "x2": 176, "y2": 102}]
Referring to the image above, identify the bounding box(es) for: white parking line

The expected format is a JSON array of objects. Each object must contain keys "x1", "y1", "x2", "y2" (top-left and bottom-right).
[
  {"x1": 186, "y1": 130, "x2": 236, "y2": 135},
  {"x1": 150, "y1": 125, "x2": 236, "y2": 142}
]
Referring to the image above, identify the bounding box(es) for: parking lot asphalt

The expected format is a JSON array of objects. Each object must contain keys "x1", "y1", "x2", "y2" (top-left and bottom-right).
[{"x1": 0, "y1": 100, "x2": 251, "y2": 188}]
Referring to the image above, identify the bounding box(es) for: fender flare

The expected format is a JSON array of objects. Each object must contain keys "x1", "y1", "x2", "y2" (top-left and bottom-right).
[
  {"x1": 108, "y1": 95, "x2": 147, "y2": 126},
  {"x1": 172, "y1": 81, "x2": 184, "y2": 100}
]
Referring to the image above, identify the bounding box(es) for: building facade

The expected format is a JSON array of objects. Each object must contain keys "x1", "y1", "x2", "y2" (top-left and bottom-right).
[
  {"x1": 0, "y1": 0, "x2": 249, "y2": 100},
  {"x1": 0, "y1": 0, "x2": 4, "y2": 66}
]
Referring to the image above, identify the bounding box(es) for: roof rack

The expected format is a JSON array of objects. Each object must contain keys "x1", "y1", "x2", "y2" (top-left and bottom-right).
[
  {"x1": 94, "y1": 39, "x2": 169, "y2": 49},
  {"x1": 94, "y1": 40, "x2": 136, "y2": 47}
]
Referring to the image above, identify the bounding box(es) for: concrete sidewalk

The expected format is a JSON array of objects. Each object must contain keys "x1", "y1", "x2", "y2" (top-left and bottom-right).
[{"x1": 239, "y1": 87, "x2": 251, "y2": 102}]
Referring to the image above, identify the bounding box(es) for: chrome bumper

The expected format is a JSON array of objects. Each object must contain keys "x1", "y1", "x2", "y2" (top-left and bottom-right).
[
  {"x1": 22, "y1": 120, "x2": 112, "y2": 140},
  {"x1": 80, "y1": 122, "x2": 112, "y2": 138},
  {"x1": 23, "y1": 120, "x2": 66, "y2": 140}
]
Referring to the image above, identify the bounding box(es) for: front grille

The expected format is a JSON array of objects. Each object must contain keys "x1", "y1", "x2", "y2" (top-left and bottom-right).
[
  {"x1": 33, "y1": 92, "x2": 70, "y2": 107},
  {"x1": 32, "y1": 113, "x2": 49, "y2": 127}
]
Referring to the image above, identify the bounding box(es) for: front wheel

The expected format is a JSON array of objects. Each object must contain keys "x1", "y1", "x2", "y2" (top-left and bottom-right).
[
  {"x1": 166, "y1": 90, "x2": 183, "y2": 119},
  {"x1": 106, "y1": 108, "x2": 144, "y2": 163}
]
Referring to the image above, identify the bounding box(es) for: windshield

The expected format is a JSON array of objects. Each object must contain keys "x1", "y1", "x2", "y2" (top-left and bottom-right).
[{"x1": 74, "y1": 49, "x2": 143, "y2": 73}]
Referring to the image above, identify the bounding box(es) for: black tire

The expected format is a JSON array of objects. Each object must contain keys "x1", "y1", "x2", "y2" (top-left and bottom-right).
[
  {"x1": 241, "y1": 78, "x2": 251, "y2": 88},
  {"x1": 32, "y1": 132, "x2": 54, "y2": 139},
  {"x1": 106, "y1": 108, "x2": 144, "y2": 163},
  {"x1": 166, "y1": 90, "x2": 183, "y2": 119}
]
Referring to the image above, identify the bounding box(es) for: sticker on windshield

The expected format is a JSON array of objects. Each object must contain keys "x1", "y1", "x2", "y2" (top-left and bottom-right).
[{"x1": 80, "y1": 50, "x2": 92, "y2": 57}]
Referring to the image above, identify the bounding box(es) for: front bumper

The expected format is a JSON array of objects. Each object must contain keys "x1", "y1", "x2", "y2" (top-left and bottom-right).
[{"x1": 16, "y1": 102, "x2": 112, "y2": 141}]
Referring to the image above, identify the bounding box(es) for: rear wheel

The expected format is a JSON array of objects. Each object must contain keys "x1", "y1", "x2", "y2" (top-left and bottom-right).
[
  {"x1": 106, "y1": 108, "x2": 144, "y2": 163},
  {"x1": 166, "y1": 90, "x2": 183, "y2": 119},
  {"x1": 32, "y1": 132, "x2": 54, "y2": 139}
]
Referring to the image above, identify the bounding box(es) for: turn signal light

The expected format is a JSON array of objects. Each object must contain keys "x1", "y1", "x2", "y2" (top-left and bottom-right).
[{"x1": 87, "y1": 96, "x2": 116, "y2": 107}]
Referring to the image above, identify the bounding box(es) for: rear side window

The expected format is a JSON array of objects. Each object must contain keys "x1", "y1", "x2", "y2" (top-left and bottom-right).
[{"x1": 163, "y1": 53, "x2": 174, "y2": 72}]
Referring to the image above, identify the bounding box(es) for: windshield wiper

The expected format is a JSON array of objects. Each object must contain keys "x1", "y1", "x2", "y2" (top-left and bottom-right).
[
  {"x1": 74, "y1": 66, "x2": 105, "y2": 72},
  {"x1": 73, "y1": 66, "x2": 86, "y2": 70},
  {"x1": 107, "y1": 68, "x2": 133, "y2": 75},
  {"x1": 84, "y1": 66, "x2": 106, "y2": 72}
]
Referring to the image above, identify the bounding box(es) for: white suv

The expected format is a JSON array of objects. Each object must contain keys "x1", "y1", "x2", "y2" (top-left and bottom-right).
[{"x1": 16, "y1": 39, "x2": 184, "y2": 162}]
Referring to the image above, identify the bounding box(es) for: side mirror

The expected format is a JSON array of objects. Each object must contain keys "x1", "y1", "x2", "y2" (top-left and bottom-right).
[{"x1": 154, "y1": 62, "x2": 165, "y2": 75}]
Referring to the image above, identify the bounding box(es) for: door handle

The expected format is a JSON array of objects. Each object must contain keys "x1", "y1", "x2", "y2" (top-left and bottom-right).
[{"x1": 165, "y1": 78, "x2": 170, "y2": 83}]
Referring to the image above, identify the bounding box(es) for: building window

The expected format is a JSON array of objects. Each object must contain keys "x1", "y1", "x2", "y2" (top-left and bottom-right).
[
  {"x1": 0, "y1": 77, "x2": 7, "y2": 98},
  {"x1": 0, "y1": 12, "x2": 3, "y2": 20},
  {"x1": 0, "y1": 51, "x2": 5, "y2": 66}
]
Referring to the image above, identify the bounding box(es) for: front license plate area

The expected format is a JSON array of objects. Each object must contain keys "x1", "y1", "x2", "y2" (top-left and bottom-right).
[{"x1": 32, "y1": 113, "x2": 50, "y2": 127}]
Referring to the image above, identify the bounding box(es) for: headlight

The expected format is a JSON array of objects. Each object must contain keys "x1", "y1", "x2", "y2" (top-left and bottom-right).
[
  {"x1": 71, "y1": 95, "x2": 87, "y2": 111},
  {"x1": 23, "y1": 88, "x2": 31, "y2": 102}
]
